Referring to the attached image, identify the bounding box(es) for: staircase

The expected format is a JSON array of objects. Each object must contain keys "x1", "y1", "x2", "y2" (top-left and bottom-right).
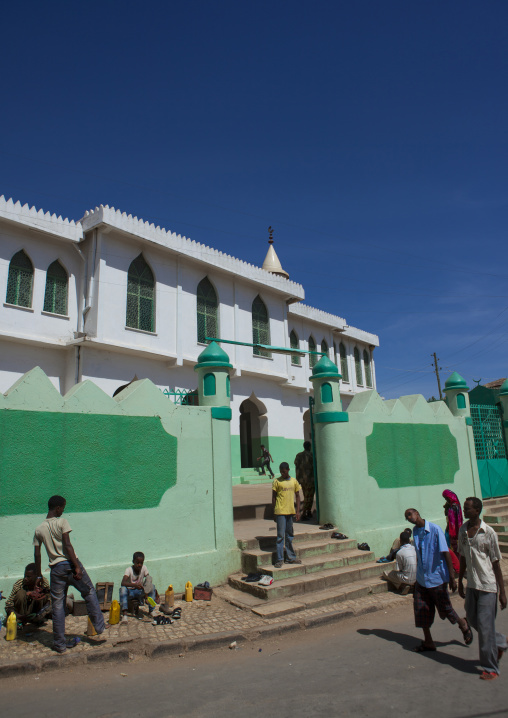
[
  {"x1": 221, "y1": 526, "x2": 395, "y2": 619},
  {"x1": 483, "y1": 496, "x2": 508, "y2": 555},
  {"x1": 238, "y1": 468, "x2": 273, "y2": 485}
]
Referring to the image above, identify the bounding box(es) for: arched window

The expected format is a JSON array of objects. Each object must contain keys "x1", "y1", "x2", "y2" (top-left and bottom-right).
[
  {"x1": 457, "y1": 393, "x2": 466, "y2": 409},
  {"x1": 339, "y1": 343, "x2": 349, "y2": 383},
  {"x1": 203, "y1": 373, "x2": 216, "y2": 396},
  {"x1": 6, "y1": 250, "x2": 33, "y2": 308},
  {"x1": 363, "y1": 349, "x2": 372, "y2": 388},
  {"x1": 43, "y1": 260, "x2": 68, "y2": 315},
  {"x1": 197, "y1": 277, "x2": 218, "y2": 344},
  {"x1": 126, "y1": 254, "x2": 155, "y2": 332},
  {"x1": 354, "y1": 347, "x2": 363, "y2": 385},
  {"x1": 252, "y1": 295, "x2": 271, "y2": 357},
  {"x1": 321, "y1": 339, "x2": 329, "y2": 358},
  {"x1": 309, "y1": 336, "x2": 317, "y2": 368},
  {"x1": 321, "y1": 382, "x2": 333, "y2": 404},
  {"x1": 290, "y1": 330, "x2": 300, "y2": 366}
]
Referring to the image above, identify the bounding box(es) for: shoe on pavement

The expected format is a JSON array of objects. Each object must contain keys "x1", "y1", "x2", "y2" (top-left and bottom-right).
[
  {"x1": 285, "y1": 558, "x2": 302, "y2": 564},
  {"x1": 258, "y1": 575, "x2": 274, "y2": 586},
  {"x1": 479, "y1": 671, "x2": 498, "y2": 680},
  {"x1": 274, "y1": 561, "x2": 284, "y2": 568}
]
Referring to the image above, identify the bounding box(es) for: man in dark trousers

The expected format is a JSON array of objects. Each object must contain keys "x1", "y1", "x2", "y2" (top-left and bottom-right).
[
  {"x1": 34, "y1": 495, "x2": 107, "y2": 653},
  {"x1": 405, "y1": 508, "x2": 472, "y2": 652},
  {"x1": 458, "y1": 496, "x2": 507, "y2": 680},
  {"x1": 294, "y1": 441, "x2": 315, "y2": 520}
]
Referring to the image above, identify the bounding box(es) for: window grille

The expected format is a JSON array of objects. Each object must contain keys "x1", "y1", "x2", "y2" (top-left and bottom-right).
[
  {"x1": 309, "y1": 336, "x2": 317, "y2": 368},
  {"x1": 470, "y1": 404, "x2": 507, "y2": 460},
  {"x1": 321, "y1": 339, "x2": 328, "y2": 358},
  {"x1": 339, "y1": 343, "x2": 349, "y2": 382},
  {"x1": 43, "y1": 260, "x2": 68, "y2": 315},
  {"x1": 290, "y1": 330, "x2": 300, "y2": 366},
  {"x1": 197, "y1": 277, "x2": 218, "y2": 343},
  {"x1": 363, "y1": 349, "x2": 372, "y2": 387},
  {"x1": 354, "y1": 347, "x2": 363, "y2": 385},
  {"x1": 126, "y1": 254, "x2": 155, "y2": 332},
  {"x1": 6, "y1": 250, "x2": 33, "y2": 307},
  {"x1": 252, "y1": 295, "x2": 271, "y2": 357}
]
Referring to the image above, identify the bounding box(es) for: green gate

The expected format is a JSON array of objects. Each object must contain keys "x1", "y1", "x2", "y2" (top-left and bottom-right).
[{"x1": 470, "y1": 403, "x2": 508, "y2": 498}]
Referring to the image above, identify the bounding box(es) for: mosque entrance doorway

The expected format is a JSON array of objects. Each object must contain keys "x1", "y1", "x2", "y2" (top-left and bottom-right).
[{"x1": 239, "y1": 394, "x2": 268, "y2": 468}]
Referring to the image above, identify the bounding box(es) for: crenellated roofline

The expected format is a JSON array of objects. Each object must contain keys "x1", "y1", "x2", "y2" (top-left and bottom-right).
[{"x1": 0, "y1": 196, "x2": 82, "y2": 242}]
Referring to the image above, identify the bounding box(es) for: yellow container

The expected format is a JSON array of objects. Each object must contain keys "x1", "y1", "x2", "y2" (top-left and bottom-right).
[
  {"x1": 109, "y1": 599, "x2": 121, "y2": 625},
  {"x1": 164, "y1": 585, "x2": 175, "y2": 608},
  {"x1": 185, "y1": 581, "x2": 193, "y2": 602},
  {"x1": 86, "y1": 617, "x2": 97, "y2": 636},
  {"x1": 6, "y1": 612, "x2": 17, "y2": 641}
]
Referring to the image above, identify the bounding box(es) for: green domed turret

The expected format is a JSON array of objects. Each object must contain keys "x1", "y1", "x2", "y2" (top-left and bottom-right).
[
  {"x1": 499, "y1": 378, "x2": 508, "y2": 397},
  {"x1": 444, "y1": 371, "x2": 469, "y2": 392},
  {"x1": 311, "y1": 355, "x2": 342, "y2": 380},
  {"x1": 194, "y1": 341, "x2": 232, "y2": 370}
]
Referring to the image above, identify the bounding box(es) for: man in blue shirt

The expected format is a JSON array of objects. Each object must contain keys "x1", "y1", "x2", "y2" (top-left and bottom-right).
[{"x1": 405, "y1": 508, "x2": 472, "y2": 652}]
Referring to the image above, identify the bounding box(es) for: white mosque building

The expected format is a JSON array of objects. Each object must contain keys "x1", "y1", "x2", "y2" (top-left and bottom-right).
[{"x1": 0, "y1": 196, "x2": 379, "y2": 482}]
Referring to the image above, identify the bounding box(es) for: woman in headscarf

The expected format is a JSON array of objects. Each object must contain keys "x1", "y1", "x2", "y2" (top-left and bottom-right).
[{"x1": 443, "y1": 490, "x2": 463, "y2": 573}]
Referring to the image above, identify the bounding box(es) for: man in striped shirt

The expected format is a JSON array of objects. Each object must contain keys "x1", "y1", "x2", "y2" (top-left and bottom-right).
[
  {"x1": 5, "y1": 563, "x2": 50, "y2": 624},
  {"x1": 381, "y1": 532, "x2": 417, "y2": 594}
]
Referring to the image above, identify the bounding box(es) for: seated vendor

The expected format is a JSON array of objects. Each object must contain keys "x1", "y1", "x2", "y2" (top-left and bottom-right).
[
  {"x1": 377, "y1": 527, "x2": 413, "y2": 563},
  {"x1": 5, "y1": 563, "x2": 51, "y2": 624},
  {"x1": 119, "y1": 551, "x2": 158, "y2": 622},
  {"x1": 380, "y1": 532, "x2": 417, "y2": 594}
]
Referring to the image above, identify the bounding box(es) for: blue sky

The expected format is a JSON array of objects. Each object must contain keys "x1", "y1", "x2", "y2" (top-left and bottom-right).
[{"x1": 1, "y1": 1, "x2": 507, "y2": 398}]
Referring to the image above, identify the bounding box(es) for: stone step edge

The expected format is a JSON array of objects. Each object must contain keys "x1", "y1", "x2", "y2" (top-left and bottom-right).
[
  {"x1": 242, "y1": 538, "x2": 357, "y2": 558},
  {"x1": 256, "y1": 550, "x2": 376, "y2": 578},
  {"x1": 237, "y1": 529, "x2": 346, "y2": 549}
]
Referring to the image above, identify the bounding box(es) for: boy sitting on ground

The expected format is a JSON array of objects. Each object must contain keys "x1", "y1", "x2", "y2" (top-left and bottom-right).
[
  {"x1": 272, "y1": 462, "x2": 302, "y2": 568},
  {"x1": 381, "y1": 532, "x2": 417, "y2": 594},
  {"x1": 5, "y1": 563, "x2": 51, "y2": 625},
  {"x1": 119, "y1": 552, "x2": 158, "y2": 622}
]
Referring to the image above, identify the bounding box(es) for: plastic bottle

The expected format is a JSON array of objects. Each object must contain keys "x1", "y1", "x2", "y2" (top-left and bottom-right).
[
  {"x1": 109, "y1": 599, "x2": 121, "y2": 625},
  {"x1": 86, "y1": 617, "x2": 97, "y2": 636},
  {"x1": 6, "y1": 612, "x2": 17, "y2": 641},
  {"x1": 185, "y1": 581, "x2": 193, "y2": 602},
  {"x1": 164, "y1": 585, "x2": 175, "y2": 608}
]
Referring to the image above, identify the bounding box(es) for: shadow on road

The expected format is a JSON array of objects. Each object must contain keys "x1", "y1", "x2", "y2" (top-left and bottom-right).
[{"x1": 357, "y1": 628, "x2": 478, "y2": 675}]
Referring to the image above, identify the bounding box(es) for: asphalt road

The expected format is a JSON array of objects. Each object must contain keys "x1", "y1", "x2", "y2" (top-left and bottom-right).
[{"x1": 2, "y1": 596, "x2": 507, "y2": 718}]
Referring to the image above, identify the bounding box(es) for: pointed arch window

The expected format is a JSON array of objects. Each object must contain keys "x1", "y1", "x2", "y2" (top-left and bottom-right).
[
  {"x1": 6, "y1": 250, "x2": 33, "y2": 308},
  {"x1": 126, "y1": 254, "x2": 155, "y2": 332},
  {"x1": 197, "y1": 277, "x2": 218, "y2": 344},
  {"x1": 43, "y1": 260, "x2": 68, "y2": 315},
  {"x1": 290, "y1": 330, "x2": 300, "y2": 366},
  {"x1": 321, "y1": 339, "x2": 329, "y2": 358},
  {"x1": 363, "y1": 349, "x2": 373, "y2": 388},
  {"x1": 339, "y1": 343, "x2": 349, "y2": 383},
  {"x1": 309, "y1": 336, "x2": 317, "y2": 368},
  {"x1": 252, "y1": 295, "x2": 271, "y2": 357},
  {"x1": 354, "y1": 347, "x2": 363, "y2": 385}
]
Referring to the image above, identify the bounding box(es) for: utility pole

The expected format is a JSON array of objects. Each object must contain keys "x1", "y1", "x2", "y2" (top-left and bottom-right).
[{"x1": 431, "y1": 352, "x2": 443, "y2": 400}]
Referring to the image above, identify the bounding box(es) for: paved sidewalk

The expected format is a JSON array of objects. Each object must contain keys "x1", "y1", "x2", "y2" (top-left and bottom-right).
[
  {"x1": 2, "y1": 559, "x2": 507, "y2": 678},
  {"x1": 0, "y1": 589, "x2": 410, "y2": 677}
]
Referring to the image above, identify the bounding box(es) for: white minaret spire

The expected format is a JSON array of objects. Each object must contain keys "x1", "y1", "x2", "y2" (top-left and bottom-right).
[{"x1": 262, "y1": 226, "x2": 289, "y2": 279}]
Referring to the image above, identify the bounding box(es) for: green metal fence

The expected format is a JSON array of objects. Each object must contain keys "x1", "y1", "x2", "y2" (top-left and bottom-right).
[{"x1": 163, "y1": 388, "x2": 198, "y2": 406}]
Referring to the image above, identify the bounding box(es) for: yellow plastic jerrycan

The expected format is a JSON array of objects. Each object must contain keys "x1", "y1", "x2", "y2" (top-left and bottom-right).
[
  {"x1": 185, "y1": 581, "x2": 193, "y2": 602},
  {"x1": 6, "y1": 612, "x2": 17, "y2": 641},
  {"x1": 165, "y1": 585, "x2": 175, "y2": 608},
  {"x1": 109, "y1": 599, "x2": 121, "y2": 625}
]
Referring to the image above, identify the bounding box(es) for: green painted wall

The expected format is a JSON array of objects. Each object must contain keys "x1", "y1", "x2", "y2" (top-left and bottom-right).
[
  {"x1": 0, "y1": 412, "x2": 177, "y2": 516},
  {"x1": 0, "y1": 367, "x2": 240, "y2": 595},
  {"x1": 314, "y1": 390, "x2": 481, "y2": 558},
  {"x1": 366, "y1": 424, "x2": 460, "y2": 489}
]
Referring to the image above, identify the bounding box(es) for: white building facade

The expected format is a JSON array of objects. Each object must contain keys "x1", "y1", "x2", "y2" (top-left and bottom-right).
[{"x1": 0, "y1": 197, "x2": 379, "y2": 482}]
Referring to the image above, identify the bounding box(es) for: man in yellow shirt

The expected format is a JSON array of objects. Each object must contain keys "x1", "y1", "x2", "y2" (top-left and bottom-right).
[{"x1": 272, "y1": 462, "x2": 302, "y2": 568}]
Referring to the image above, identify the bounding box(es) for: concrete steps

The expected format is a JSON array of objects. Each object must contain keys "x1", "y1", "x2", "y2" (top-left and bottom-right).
[
  {"x1": 223, "y1": 525, "x2": 395, "y2": 616},
  {"x1": 482, "y1": 498, "x2": 508, "y2": 554},
  {"x1": 239, "y1": 469, "x2": 273, "y2": 485}
]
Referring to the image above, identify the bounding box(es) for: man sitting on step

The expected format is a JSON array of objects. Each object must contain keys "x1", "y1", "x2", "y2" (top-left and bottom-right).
[{"x1": 381, "y1": 532, "x2": 417, "y2": 595}]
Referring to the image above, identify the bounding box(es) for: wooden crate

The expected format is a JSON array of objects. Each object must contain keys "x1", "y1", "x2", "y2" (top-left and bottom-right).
[
  {"x1": 194, "y1": 586, "x2": 213, "y2": 601},
  {"x1": 95, "y1": 582, "x2": 115, "y2": 610}
]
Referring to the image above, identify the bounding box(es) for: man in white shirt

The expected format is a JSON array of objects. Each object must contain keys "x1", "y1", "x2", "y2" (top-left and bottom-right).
[
  {"x1": 381, "y1": 532, "x2": 417, "y2": 595},
  {"x1": 458, "y1": 496, "x2": 507, "y2": 681}
]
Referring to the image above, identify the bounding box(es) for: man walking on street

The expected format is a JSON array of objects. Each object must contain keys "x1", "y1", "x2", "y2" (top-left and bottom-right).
[
  {"x1": 34, "y1": 495, "x2": 107, "y2": 653},
  {"x1": 294, "y1": 441, "x2": 315, "y2": 521},
  {"x1": 458, "y1": 496, "x2": 507, "y2": 680},
  {"x1": 405, "y1": 508, "x2": 472, "y2": 652}
]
